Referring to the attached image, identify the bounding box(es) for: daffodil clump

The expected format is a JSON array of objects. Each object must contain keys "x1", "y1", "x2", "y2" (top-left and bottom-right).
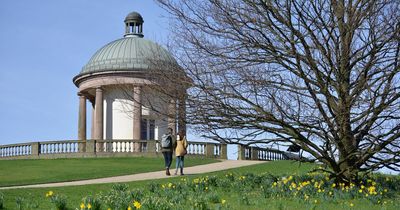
[
  {"x1": 264, "y1": 171, "x2": 400, "y2": 207},
  {"x1": 14, "y1": 171, "x2": 398, "y2": 210},
  {"x1": 45, "y1": 191, "x2": 67, "y2": 210}
]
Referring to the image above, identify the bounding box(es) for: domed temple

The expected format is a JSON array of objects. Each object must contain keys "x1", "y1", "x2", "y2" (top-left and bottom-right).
[{"x1": 73, "y1": 12, "x2": 186, "y2": 141}]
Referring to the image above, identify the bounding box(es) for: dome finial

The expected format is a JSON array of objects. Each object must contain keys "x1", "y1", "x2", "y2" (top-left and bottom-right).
[{"x1": 124, "y1": 11, "x2": 144, "y2": 38}]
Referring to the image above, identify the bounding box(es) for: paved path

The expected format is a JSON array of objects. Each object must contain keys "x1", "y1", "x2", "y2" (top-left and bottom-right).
[{"x1": 0, "y1": 160, "x2": 264, "y2": 190}]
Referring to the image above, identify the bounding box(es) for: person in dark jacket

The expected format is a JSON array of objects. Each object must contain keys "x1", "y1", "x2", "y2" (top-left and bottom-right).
[{"x1": 161, "y1": 128, "x2": 175, "y2": 176}]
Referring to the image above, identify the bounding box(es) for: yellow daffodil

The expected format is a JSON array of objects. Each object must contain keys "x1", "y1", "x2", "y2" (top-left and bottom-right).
[
  {"x1": 221, "y1": 199, "x2": 226, "y2": 205},
  {"x1": 127, "y1": 206, "x2": 132, "y2": 210},
  {"x1": 80, "y1": 203, "x2": 85, "y2": 210},
  {"x1": 46, "y1": 191, "x2": 54, "y2": 197},
  {"x1": 87, "y1": 203, "x2": 92, "y2": 209},
  {"x1": 133, "y1": 200, "x2": 141, "y2": 209}
]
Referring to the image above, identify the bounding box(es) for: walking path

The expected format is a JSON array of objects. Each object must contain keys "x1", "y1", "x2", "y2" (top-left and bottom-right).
[{"x1": 0, "y1": 160, "x2": 264, "y2": 190}]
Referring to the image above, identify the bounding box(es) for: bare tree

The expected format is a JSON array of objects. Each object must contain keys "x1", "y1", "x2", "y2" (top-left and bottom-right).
[{"x1": 155, "y1": 0, "x2": 400, "y2": 182}]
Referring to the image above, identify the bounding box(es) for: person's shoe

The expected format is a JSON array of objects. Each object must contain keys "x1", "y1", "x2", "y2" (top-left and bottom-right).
[
  {"x1": 174, "y1": 170, "x2": 178, "y2": 175},
  {"x1": 180, "y1": 168, "x2": 184, "y2": 175},
  {"x1": 166, "y1": 168, "x2": 171, "y2": 176}
]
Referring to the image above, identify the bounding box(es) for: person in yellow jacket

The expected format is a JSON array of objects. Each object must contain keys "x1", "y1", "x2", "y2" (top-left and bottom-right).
[{"x1": 174, "y1": 130, "x2": 188, "y2": 175}]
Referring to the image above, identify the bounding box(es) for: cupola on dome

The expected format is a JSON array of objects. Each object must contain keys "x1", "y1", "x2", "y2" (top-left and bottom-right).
[{"x1": 74, "y1": 11, "x2": 178, "y2": 84}]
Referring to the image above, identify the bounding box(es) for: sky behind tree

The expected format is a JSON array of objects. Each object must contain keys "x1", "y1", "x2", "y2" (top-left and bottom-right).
[{"x1": 0, "y1": 0, "x2": 171, "y2": 144}]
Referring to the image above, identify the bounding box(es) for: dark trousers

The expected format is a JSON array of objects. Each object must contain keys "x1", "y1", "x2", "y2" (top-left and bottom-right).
[{"x1": 162, "y1": 151, "x2": 173, "y2": 169}]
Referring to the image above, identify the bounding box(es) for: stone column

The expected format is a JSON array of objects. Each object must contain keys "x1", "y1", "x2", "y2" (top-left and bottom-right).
[
  {"x1": 78, "y1": 93, "x2": 87, "y2": 140},
  {"x1": 132, "y1": 86, "x2": 142, "y2": 152},
  {"x1": 94, "y1": 87, "x2": 103, "y2": 140},
  {"x1": 178, "y1": 93, "x2": 187, "y2": 136},
  {"x1": 168, "y1": 99, "x2": 177, "y2": 135},
  {"x1": 133, "y1": 86, "x2": 142, "y2": 140},
  {"x1": 91, "y1": 103, "x2": 95, "y2": 139}
]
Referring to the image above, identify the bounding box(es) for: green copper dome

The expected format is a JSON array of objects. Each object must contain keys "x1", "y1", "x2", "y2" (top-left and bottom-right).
[
  {"x1": 76, "y1": 11, "x2": 178, "y2": 77},
  {"x1": 79, "y1": 37, "x2": 177, "y2": 75}
]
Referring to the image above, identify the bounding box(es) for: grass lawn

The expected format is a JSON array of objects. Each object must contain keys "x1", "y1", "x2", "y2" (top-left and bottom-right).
[
  {"x1": 0, "y1": 156, "x2": 218, "y2": 187},
  {"x1": 0, "y1": 160, "x2": 399, "y2": 210}
]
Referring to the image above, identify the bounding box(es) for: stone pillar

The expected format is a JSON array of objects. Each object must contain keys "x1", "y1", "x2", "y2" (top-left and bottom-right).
[
  {"x1": 132, "y1": 86, "x2": 142, "y2": 152},
  {"x1": 220, "y1": 144, "x2": 227, "y2": 159},
  {"x1": 31, "y1": 142, "x2": 40, "y2": 157},
  {"x1": 94, "y1": 87, "x2": 103, "y2": 140},
  {"x1": 178, "y1": 93, "x2": 187, "y2": 136},
  {"x1": 238, "y1": 144, "x2": 246, "y2": 160},
  {"x1": 168, "y1": 99, "x2": 177, "y2": 135},
  {"x1": 133, "y1": 86, "x2": 142, "y2": 140},
  {"x1": 91, "y1": 103, "x2": 95, "y2": 139},
  {"x1": 251, "y1": 147, "x2": 259, "y2": 160},
  {"x1": 78, "y1": 93, "x2": 87, "y2": 140},
  {"x1": 206, "y1": 143, "x2": 214, "y2": 158}
]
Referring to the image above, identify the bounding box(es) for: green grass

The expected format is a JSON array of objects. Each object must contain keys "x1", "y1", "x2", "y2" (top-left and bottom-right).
[
  {"x1": 0, "y1": 160, "x2": 398, "y2": 210},
  {"x1": 0, "y1": 156, "x2": 218, "y2": 187},
  {"x1": 0, "y1": 161, "x2": 314, "y2": 209}
]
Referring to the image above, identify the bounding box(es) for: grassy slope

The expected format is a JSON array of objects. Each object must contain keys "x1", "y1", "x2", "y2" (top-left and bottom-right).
[
  {"x1": 0, "y1": 157, "x2": 218, "y2": 187},
  {"x1": 0, "y1": 161, "x2": 316, "y2": 209},
  {"x1": 1, "y1": 160, "x2": 398, "y2": 210}
]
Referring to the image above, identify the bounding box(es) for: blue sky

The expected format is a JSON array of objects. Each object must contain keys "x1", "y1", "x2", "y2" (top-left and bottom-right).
[{"x1": 0, "y1": 0, "x2": 171, "y2": 145}]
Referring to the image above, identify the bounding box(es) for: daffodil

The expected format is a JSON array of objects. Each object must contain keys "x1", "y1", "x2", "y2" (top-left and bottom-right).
[
  {"x1": 133, "y1": 200, "x2": 141, "y2": 209},
  {"x1": 87, "y1": 203, "x2": 92, "y2": 209},
  {"x1": 221, "y1": 199, "x2": 226, "y2": 205},
  {"x1": 46, "y1": 191, "x2": 54, "y2": 198},
  {"x1": 80, "y1": 203, "x2": 85, "y2": 210}
]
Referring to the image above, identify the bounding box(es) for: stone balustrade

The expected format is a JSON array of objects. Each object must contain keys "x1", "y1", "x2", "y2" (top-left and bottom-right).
[
  {"x1": 0, "y1": 140, "x2": 227, "y2": 160},
  {"x1": 238, "y1": 145, "x2": 299, "y2": 161}
]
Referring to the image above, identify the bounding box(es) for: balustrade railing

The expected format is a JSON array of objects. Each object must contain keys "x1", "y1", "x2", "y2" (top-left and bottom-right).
[
  {"x1": 0, "y1": 140, "x2": 227, "y2": 160},
  {"x1": 239, "y1": 145, "x2": 298, "y2": 161},
  {"x1": 40, "y1": 141, "x2": 82, "y2": 154},
  {"x1": 0, "y1": 143, "x2": 32, "y2": 157}
]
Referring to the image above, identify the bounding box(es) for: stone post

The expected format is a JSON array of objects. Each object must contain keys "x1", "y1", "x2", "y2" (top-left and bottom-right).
[
  {"x1": 78, "y1": 141, "x2": 86, "y2": 153},
  {"x1": 86, "y1": 140, "x2": 96, "y2": 154},
  {"x1": 94, "y1": 87, "x2": 103, "y2": 140},
  {"x1": 78, "y1": 92, "x2": 87, "y2": 140},
  {"x1": 31, "y1": 142, "x2": 40, "y2": 157},
  {"x1": 206, "y1": 143, "x2": 214, "y2": 158},
  {"x1": 146, "y1": 140, "x2": 157, "y2": 156},
  {"x1": 220, "y1": 144, "x2": 227, "y2": 159},
  {"x1": 251, "y1": 147, "x2": 259, "y2": 160},
  {"x1": 238, "y1": 144, "x2": 246, "y2": 160}
]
